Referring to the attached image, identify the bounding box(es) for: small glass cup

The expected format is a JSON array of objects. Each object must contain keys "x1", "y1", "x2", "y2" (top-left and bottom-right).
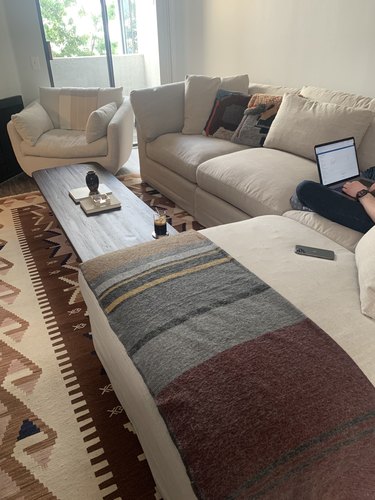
[
  {"x1": 91, "y1": 193, "x2": 110, "y2": 207},
  {"x1": 153, "y1": 211, "x2": 168, "y2": 238}
]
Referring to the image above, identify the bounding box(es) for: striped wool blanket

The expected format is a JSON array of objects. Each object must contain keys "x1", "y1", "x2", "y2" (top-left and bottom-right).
[{"x1": 81, "y1": 231, "x2": 375, "y2": 499}]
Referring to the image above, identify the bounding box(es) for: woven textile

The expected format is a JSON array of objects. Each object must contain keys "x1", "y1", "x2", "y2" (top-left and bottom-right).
[{"x1": 82, "y1": 230, "x2": 375, "y2": 499}]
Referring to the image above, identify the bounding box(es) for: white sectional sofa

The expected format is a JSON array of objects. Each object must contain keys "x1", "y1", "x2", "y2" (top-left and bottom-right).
[
  {"x1": 130, "y1": 78, "x2": 375, "y2": 247},
  {"x1": 79, "y1": 214, "x2": 375, "y2": 499},
  {"x1": 78, "y1": 76, "x2": 375, "y2": 498}
]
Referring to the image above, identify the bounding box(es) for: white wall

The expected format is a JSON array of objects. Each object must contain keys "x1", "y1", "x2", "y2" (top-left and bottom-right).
[
  {"x1": 2, "y1": 0, "x2": 375, "y2": 104},
  {"x1": 136, "y1": 0, "x2": 160, "y2": 88},
  {"x1": 0, "y1": 1, "x2": 21, "y2": 99},
  {"x1": 3, "y1": 0, "x2": 49, "y2": 105},
  {"x1": 166, "y1": 0, "x2": 375, "y2": 97}
]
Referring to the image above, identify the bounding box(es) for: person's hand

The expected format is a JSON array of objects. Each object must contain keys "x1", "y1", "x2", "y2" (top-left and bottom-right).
[
  {"x1": 369, "y1": 182, "x2": 375, "y2": 193},
  {"x1": 342, "y1": 180, "x2": 368, "y2": 198}
]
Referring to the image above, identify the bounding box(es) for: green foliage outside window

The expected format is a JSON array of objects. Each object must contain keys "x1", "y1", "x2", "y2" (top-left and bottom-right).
[{"x1": 40, "y1": 0, "x2": 137, "y2": 58}]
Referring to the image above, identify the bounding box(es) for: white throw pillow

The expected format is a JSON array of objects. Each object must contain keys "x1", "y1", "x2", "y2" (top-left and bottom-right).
[
  {"x1": 182, "y1": 74, "x2": 250, "y2": 135},
  {"x1": 264, "y1": 94, "x2": 373, "y2": 161},
  {"x1": 11, "y1": 101, "x2": 54, "y2": 146},
  {"x1": 182, "y1": 75, "x2": 221, "y2": 135},
  {"x1": 86, "y1": 102, "x2": 117, "y2": 143},
  {"x1": 355, "y1": 225, "x2": 375, "y2": 319}
]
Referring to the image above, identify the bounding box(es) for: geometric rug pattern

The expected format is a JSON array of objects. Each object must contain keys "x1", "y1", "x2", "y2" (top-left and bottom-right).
[{"x1": 0, "y1": 177, "x2": 201, "y2": 499}]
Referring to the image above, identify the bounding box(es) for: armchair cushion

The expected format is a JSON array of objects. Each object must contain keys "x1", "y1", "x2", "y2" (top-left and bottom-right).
[
  {"x1": 21, "y1": 129, "x2": 107, "y2": 158},
  {"x1": 11, "y1": 101, "x2": 53, "y2": 145},
  {"x1": 39, "y1": 86, "x2": 123, "y2": 129},
  {"x1": 59, "y1": 88, "x2": 99, "y2": 130},
  {"x1": 86, "y1": 102, "x2": 117, "y2": 143}
]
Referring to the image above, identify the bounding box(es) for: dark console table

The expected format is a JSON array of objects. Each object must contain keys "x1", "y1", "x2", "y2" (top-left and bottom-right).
[{"x1": 0, "y1": 95, "x2": 23, "y2": 182}]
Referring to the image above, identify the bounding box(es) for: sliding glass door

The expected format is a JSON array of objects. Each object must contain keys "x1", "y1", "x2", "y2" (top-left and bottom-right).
[{"x1": 37, "y1": 0, "x2": 160, "y2": 94}]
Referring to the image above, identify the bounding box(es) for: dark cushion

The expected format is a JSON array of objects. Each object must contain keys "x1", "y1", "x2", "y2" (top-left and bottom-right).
[{"x1": 204, "y1": 90, "x2": 250, "y2": 137}]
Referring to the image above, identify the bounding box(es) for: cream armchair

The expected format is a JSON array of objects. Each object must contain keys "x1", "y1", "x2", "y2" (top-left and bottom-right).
[{"x1": 7, "y1": 87, "x2": 134, "y2": 176}]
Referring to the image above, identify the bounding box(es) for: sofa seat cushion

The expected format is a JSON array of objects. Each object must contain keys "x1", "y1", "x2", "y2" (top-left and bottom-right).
[
  {"x1": 146, "y1": 133, "x2": 248, "y2": 183},
  {"x1": 201, "y1": 217, "x2": 375, "y2": 379},
  {"x1": 196, "y1": 148, "x2": 318, "y2": 217},
  {"x1": 21, "y1": 129, "x2": 107, "y2": 158},
  {"x1": 283, "y1": 210, "x2": 363, "y2": 252}
]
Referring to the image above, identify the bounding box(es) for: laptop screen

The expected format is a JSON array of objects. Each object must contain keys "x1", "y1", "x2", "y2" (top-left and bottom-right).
[{"x1": 315, "y1": 137, "x2": 359, "y2": 186}]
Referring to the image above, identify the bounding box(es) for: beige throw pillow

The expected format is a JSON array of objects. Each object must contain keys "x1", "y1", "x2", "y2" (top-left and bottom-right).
[
  {"x1": 182, "y1": 74, "x2": 250, "y2": 135},
  {"x1": 182, "y1": 75, "x2": 221, "y2": 135},
  {"x1": 355, "y1": 226, "x2": 375, "y2": 319},
  {"x1": 11, "y1": 101, "x2": 54, "y2": 146},
  {"x1": 264, "y1": 94, "x2": 373, "y2": 161},
  {"x1": 86, "y1": 102, "x2": 117, "y2": 143}
]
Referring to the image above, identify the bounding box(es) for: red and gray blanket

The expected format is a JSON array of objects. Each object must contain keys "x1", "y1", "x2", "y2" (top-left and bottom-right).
[{"x1": 81, "y1": 230, "x2": 375, "y2": 499}]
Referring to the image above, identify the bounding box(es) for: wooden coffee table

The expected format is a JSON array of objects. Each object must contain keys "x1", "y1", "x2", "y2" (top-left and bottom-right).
[{"x1": 33, "y1": 163, "x2": 177, "y2": 262}]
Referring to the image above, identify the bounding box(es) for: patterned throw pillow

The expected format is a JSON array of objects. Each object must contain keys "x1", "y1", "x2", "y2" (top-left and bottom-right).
[
  {"x1": 231, "y1": 94, "x2": 282, "y2": 147},
  {"x1": 204, "y1": 90, "x2": 250, "y2": 138}
]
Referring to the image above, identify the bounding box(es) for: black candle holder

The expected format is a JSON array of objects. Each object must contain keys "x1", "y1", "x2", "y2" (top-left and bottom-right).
[{"x1": 86, "y1": 170, "x2": 99, "y2": 195}]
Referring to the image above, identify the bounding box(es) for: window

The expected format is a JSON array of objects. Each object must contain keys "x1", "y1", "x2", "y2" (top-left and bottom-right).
[{"x1": 37, "y1": 0, "x2": 160, "y2": 93}]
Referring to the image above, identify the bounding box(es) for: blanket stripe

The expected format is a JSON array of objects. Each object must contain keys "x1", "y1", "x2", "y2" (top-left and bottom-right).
[
  {"x1": 104, "y1": 253, "x2": 232, "y2": 314},
  {"x1": 81, "y1": 230, "x2": 375, "y2": 499}
]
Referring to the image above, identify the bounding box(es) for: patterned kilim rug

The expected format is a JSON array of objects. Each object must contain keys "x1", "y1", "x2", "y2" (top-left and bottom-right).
[{"x1": 0, "y1": 175, "x2": 202, "y2": 499}]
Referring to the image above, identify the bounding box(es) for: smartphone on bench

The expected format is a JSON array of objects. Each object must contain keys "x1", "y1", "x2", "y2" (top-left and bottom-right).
[{"x1": 295, "y1": 245, "x2": 335, "y2": 260}]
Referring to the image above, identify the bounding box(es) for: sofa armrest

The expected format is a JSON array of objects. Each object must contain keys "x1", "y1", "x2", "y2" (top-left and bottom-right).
[
  {"x1": 283, "y1": 210, "x2": 363, "y2": 252},
  {"x1": 6, "y1": 119, "x2": 28, "y2": 171},
  {"x1": 130, "y1": 82, "x2": 185, "y2": 142},
  {"x1": 106, "y1": 96, "x2": 134, "y2": 174}
]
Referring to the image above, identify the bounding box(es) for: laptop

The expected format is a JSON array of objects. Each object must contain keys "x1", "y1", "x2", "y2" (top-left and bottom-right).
[{"x1": 314, "y1": 137, "x2": 372, "y2": 197}]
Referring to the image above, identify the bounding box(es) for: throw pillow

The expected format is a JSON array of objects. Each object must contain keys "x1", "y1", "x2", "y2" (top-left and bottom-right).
[
  {"x1": 231, "y1": 94, "x2": 282, "y2": 147},
  {"x1": 11, "y1": 101, "x2": 54, "y2": 146},
  {"x1": 86, "y1": 102, "x2": 117, "y2": 143},
  {"x1": 182, "y1": 75, "x2": 221, "y2": 135},
  {"x1": 204, "y1": 90, "x2": 251, "y2": 138},
  {"x1": 355, "y1": 225, "x2": 375, "y2": 319},
  {"x1": 264, "y1": 94, "x2": 374, "y2": 161},
  {"x1": 182, "y1": 74, "x2": 250, "y2": 135}
]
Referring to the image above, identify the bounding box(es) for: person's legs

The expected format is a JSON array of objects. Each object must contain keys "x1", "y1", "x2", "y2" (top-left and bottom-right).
[{"x1": 296, "y1": 180, "x2": 374, "y2": 233}]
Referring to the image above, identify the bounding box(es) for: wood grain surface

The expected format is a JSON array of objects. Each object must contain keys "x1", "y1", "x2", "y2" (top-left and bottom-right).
[{"x1": 33, "y1": 163, "x2": 177, "y2": 262}]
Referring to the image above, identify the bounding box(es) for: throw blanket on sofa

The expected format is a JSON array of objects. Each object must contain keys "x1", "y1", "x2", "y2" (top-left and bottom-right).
[{"x1": 81, "y1": 231, "x2": 375, "y2": 499}]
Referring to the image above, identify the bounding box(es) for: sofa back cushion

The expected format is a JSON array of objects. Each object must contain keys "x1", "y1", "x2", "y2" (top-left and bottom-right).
[
  {"x1": 39, "y1": 87, "x2": 61, "y2": 128},
  {"x1": 300, "y1": 85, "x2": 373, "y2": 108},
  {"x1": 59, "y1": 88, "x2": 99, "y2": 130},
  {"x1": 97, "y1": 87, "x2": 123, "y2": 108},
  {"x1": 264, "y1": 94, "x2": 373, "y2": 161},
  {"x1": 39, "y1": 87, "x2": 123, "y2": 130},
  {"x1": 248, "y1": 83, "x2": 300, "y2": 96},
  {"x1": 300, "y1": 86, "x2": 375, "y2": 171}
]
